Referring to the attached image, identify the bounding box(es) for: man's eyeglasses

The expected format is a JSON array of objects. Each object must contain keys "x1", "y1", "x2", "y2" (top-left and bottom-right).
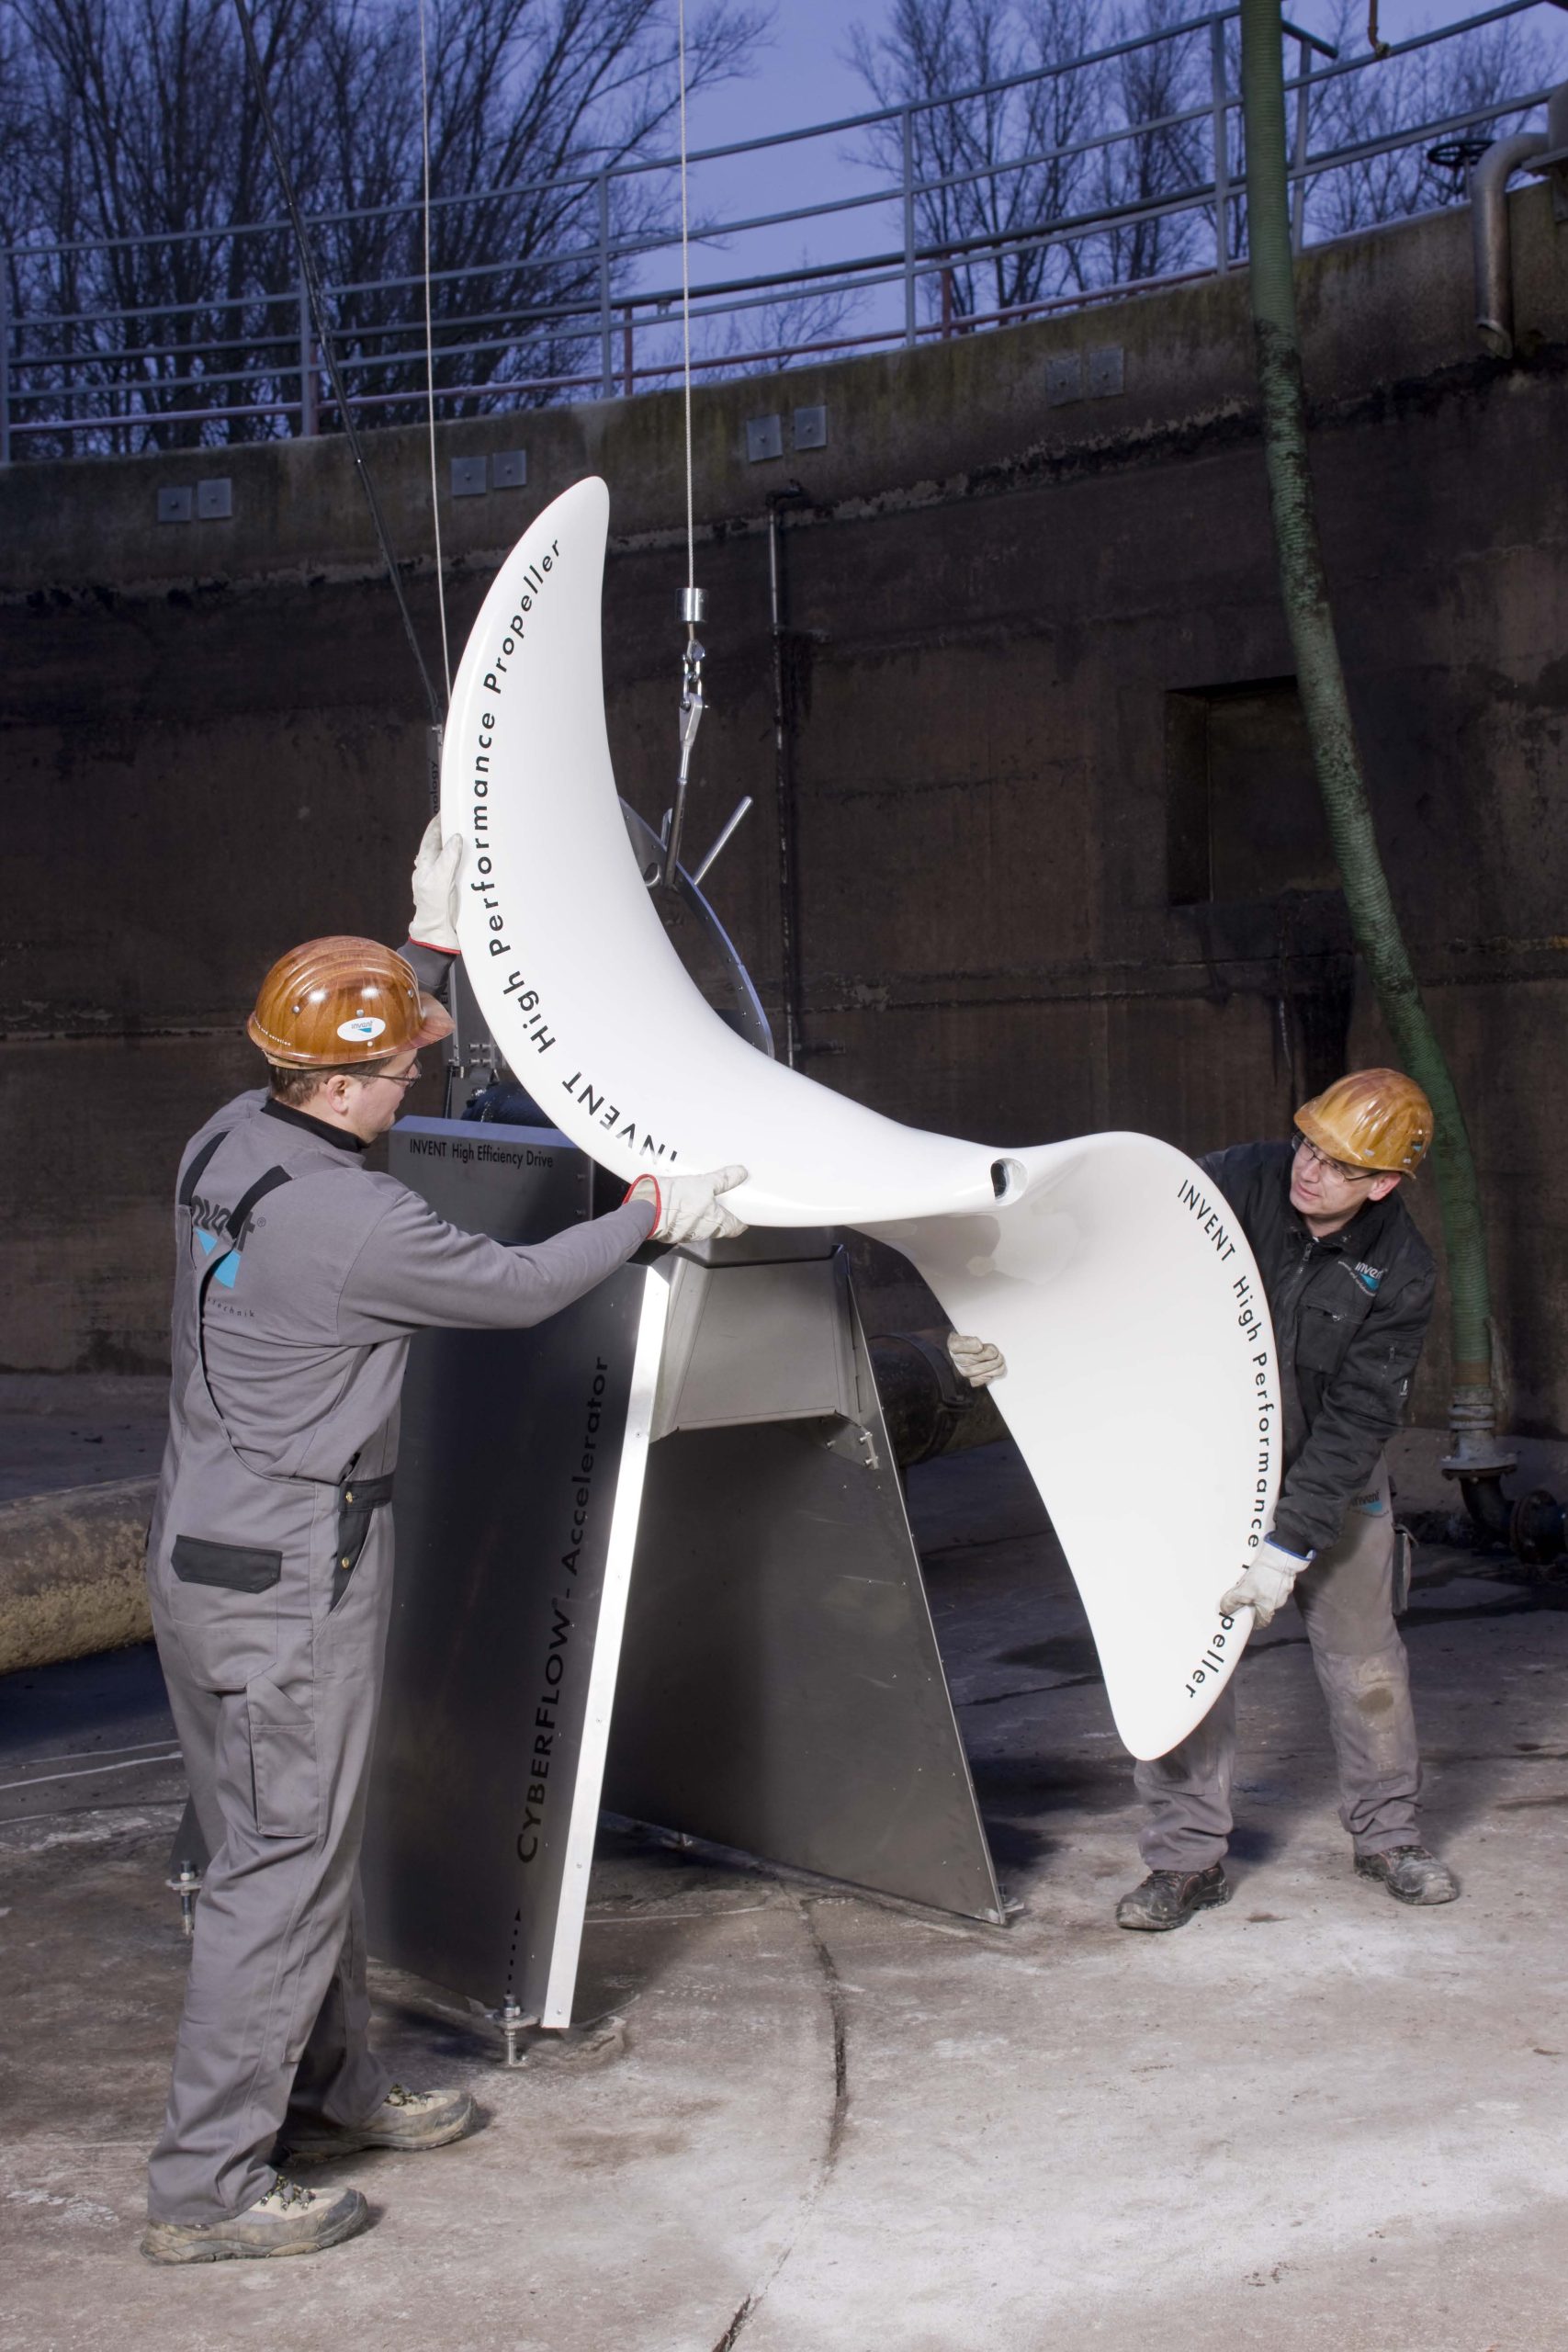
[
  {"x1": 361, "y1": 1058, "x2": 423, "y2": 1092},
  {"x1": 1292, "y1": 1131, "x2": 1375, "y2": 1185}
]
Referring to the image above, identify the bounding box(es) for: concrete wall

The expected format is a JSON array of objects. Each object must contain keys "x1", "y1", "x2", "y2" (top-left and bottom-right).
[{"x1": 3, "y1": 189, "x2": 1566, "y2": 1435}]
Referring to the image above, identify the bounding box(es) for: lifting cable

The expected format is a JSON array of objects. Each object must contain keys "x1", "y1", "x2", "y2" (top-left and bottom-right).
[
  {"x1": 231, "y1": 0, "x2": 446, "y2": 808},
  {"x1": 418, "y1": 0, "x2": 452, "y2": 700},
  {"x1": 660, "y1": 0, "x2": 709, "y2": 888}
]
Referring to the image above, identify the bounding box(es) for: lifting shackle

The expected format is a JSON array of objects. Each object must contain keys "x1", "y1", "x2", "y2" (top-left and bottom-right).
[{"x1": 661, "y1": 586, "x2": 708, "y2": 889}]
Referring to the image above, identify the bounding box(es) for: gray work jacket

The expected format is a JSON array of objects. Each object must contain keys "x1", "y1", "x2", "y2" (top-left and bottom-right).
[{"x1": 146, "y1": 1084, "x2": 654, "y2": 1678}]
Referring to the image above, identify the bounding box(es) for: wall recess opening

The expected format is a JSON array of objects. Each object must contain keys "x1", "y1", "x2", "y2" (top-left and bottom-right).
[{"x1": 1166, "y1": 678, "x2": 1339, "y2": 906}]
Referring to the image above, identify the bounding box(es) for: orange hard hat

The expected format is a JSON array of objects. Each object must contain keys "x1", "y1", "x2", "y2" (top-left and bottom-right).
[
  {"x1": 246, "y1": 935, "x2": 455, "y2": 1069},
  {"x1": 1295, "y1": 1068, "x2": 1434, "y2": 1176}
]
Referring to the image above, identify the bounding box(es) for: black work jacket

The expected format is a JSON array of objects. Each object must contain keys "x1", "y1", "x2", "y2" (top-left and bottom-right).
[{"x1": 1199, "y1": 1141, "x2": 1436, "y2": 1558}]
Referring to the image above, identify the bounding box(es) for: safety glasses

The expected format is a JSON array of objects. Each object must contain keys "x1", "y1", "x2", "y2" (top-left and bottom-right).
[{"x1": 1292, "y1": 1131, "x2": 1376, "y2": 1184}]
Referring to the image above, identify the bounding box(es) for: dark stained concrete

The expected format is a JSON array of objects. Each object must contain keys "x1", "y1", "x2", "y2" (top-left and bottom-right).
[{"x1": 3, "y1": 188, "x2": 1566, "y2": 1442}]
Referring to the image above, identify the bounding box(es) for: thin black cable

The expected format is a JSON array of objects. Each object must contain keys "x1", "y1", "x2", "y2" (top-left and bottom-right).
[{"x1": 231, "y1": 0, "x2": 445, "y2": 739}]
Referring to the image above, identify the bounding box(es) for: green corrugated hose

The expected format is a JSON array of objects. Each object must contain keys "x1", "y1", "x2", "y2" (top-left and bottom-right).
[{"x1": 1239, "y1": 0, "x2": 1495, "y2": 1440}]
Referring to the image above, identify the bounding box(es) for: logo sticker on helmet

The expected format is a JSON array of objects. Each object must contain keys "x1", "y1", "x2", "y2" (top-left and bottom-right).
[{"x1": 336, "y1": 1015, "x2": 387, "y2": 1043}]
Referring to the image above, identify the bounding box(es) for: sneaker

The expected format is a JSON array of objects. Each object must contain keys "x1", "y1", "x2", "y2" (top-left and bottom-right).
[
  {"x1": 1355, "y1": 1844, "x2": 1460, "y2": 1905},
  {"x1": 282, "y1": 2081, "x2": 474, "y2": 2162},
  {"x1": 1115, "y1": 1862, "x2": 1231, "y2": 1932},
  {"x1": 141, "y1": 2175, "x2": 367, "y2": 2265}
]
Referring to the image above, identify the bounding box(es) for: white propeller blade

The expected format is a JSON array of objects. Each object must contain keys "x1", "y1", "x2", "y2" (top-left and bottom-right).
[{"x1": 441, "y1": 476, "x2": 1280, "y2": 1760}]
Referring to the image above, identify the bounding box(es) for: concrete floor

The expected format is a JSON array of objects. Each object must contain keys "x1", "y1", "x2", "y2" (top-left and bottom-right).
[{"x1": 4, "y1": 1445, "x2": 1567, "y2": 2352}]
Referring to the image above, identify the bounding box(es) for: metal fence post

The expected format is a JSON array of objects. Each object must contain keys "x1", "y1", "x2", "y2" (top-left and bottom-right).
[
  {"x1": 902, "y1": 108, "x2": 918, "y2": 345},
  {"x1": 0, "y1": 254, "x2": 11, "y2": 466},
  {"x1": 1210, "y1": 14, "x2": 1231, "y2": 273},
  {"x1": 1292, "y1": 35, "x2": 1314, "y2": 253},
  {"x1": 598, "y1": 175, "x2": 614, "y2": 398},
  {"x1": 299, "y1": 275, "x2": 319, "y2": 436}
]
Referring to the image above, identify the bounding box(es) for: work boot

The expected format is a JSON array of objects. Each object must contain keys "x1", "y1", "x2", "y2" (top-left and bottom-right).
[
  {"x1": 141, "y1": 2175, "x2": 367, "y2": 2265},
  {"x1": 1354, "y1": 1844, "x2": 1460, "y2": 1906},
  {"x1": 281, "y1": 2081, "x2": 474, "y2": 2163},
  {"x1": 1114, "y1": 1862, "x2": 1230, "y2": 1932}
]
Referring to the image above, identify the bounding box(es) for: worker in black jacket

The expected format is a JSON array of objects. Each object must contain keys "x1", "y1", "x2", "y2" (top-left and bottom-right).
[{"x1": 1117, "y1": 1069, "x2": 1461, "y2": 1931}]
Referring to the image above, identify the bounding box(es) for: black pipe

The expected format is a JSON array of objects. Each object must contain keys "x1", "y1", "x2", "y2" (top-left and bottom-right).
[
  {"x1": 1511, "y1": 1488, "x2": 1568, "y2": 1567},
  {"x1": 1459, "y1": 1473, "x2": 1568, "y2": 1566},
  {"x1": 1459, "y1": 1473, "x2": 1512, "y2": 1545}
]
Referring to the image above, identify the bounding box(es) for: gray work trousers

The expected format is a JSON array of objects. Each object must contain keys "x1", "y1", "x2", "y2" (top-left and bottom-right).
[
  {"x1": 145, "y1": 1505, "x2": 395, "y2": 2225},
  {"x1": 1134, "y1": 1464, "x2": 1420, "y2": 1871}
]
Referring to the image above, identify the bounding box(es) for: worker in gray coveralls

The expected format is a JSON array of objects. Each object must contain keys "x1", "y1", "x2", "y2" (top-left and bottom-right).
[
  {"x1": 1116, "y1": 1069, "x2": 1460, "y2": 1933},
  {"x1": 141, "y1": 822, "x2": 748, "y2": 2265}
]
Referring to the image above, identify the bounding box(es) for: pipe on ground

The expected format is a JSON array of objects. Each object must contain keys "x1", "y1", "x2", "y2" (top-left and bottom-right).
[
  {"x1": 0, "y1": 1476, "x2": 155, "y2": 1677},
  {"x1": 1, "y1": 1335, "x2": 1005, "y2": 1679},
  {"x1": 1458, "y1": 1476, "x2": 1567, "y2": 1566}
]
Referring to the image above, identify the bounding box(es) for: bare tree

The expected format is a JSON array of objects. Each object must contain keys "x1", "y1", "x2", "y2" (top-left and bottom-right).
[
  {"x1": 0, "y1": 0, "x2": 764, "y2": 451},
  {"x1": 676, "y1": 272, "x2": 866, "y2": 380},
  {"x1": 1296, "y1": 0, "x2": 1562, "y2": 242},
  {"x1": 847, "y1": 0, "x2": 1565, "y2": 330},
  {"x1": 1082, "y1": 0, "x2": 1209, "y2": 288},
  {"x1": 315, "y1": 0, "x2": 765, "y2": 423},
  {"x1": 2, "y1": 0, "x2": 321, "y2": 451},
  {"x1": 847, "y1": 0, "x2": 1232, "y2": 322},
  {"x1": 847, "y1": 0, "x2": 1106, "y2": 325}
]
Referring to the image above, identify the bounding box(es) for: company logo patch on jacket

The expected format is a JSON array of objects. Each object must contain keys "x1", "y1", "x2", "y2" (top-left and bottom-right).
[
  {"x1": 195, "y1": 1227, "x2": 243, "y2": 1290},
  {"x1": 1345, "y1": 1259, "x2": 1385, "y2": 1296},
  {"x1": 187, "y1": 1193, "x2": 245, "y2": 1290}
]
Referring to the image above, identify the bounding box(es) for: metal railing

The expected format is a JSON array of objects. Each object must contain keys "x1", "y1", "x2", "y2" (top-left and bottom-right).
[{"x1": 0, "y1": 1, "x2": 1559, "y2": 462}]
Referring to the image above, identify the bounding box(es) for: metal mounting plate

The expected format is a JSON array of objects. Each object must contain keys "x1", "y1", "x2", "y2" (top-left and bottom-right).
[{"x1": 746, "y1": 413, "x2": 784, "y2": 462}]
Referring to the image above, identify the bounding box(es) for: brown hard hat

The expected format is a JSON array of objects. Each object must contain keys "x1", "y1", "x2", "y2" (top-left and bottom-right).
[
  {"x1": 1295, "y1": 1068, "x2": 1434, "y2": 1176},
  {"x1": 246, "y1": 935, "x2": 455, "y2": 1069}
]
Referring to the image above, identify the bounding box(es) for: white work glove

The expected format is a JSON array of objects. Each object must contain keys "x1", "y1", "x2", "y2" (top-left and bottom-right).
[
  {"x1": 410, "y1": 815, "x2": 464, "y2": 954},
  {"x1": 947, "y1": 1332, "x2": 1007, "y2": 1387},
  {"x1": 626, "y1": 1164, "x2": 749, "y2": 1244},
  {"x1": 1218, "y1": 1535, "x2": 1313, "y2": 1630}
]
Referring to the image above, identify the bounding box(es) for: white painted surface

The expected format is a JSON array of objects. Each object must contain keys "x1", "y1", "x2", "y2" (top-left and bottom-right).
[
  {"x1": 441, "y1": 476, "x2": 1280, "y2": 1760},
  {"x1": 541, "y1": 1265, "x2": 670, "y2": 2027}
]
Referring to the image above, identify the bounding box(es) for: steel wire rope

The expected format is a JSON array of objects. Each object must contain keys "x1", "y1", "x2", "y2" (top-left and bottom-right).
[
  {"x1": 419, "y1": 0, "x2": 452, "y2": 698},
  {"x1": 231, "y1": 0, "x2": 446, "y2": 766},
  {"x1": 678, "y1": 0, "x2": 695, "y2": 597},
  {"x1": 660, "y1": 0, "x2": 707, "y2": 888}
]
